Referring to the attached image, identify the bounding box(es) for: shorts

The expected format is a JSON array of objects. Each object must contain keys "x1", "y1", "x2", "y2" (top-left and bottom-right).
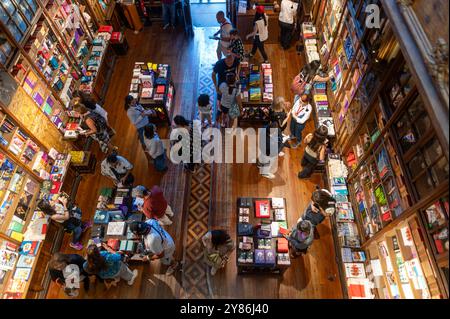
[{"x1": 220, "y1": 105, "x2": 230, "y2": 114}]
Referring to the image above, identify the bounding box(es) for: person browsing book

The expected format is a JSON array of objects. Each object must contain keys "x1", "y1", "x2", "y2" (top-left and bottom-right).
[
  {"x1": 124, "y1": 95, "x2": 157, "y2": 146},
  {"x1": 100, "y1": 151, "x2": 134, "y2": 186},
  {"x1": 289, "y1": 94, "x2": 312, "y2": 148},
  {"x1": 130, "y1": 220, "x2": 179, "y2": 275},
  {"x1": 132, "y1": 185, "x2": 174, "y2": 226}
]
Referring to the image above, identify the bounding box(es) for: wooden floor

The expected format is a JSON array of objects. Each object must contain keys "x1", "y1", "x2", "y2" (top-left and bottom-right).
[{"x1": 46, "y1": 23, "x2": 343, "y2": 299}]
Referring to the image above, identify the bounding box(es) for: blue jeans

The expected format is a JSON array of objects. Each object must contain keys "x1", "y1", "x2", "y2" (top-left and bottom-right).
[
  {"x1": 65, "y1": 222, "x2": 82, "y2": 244},
  {"x1": 154, "y1": 152, "x2": 168, "y2": 172},
  {"x1": 163, "y1": 3, "x2": 176, "y2": 26},
  {"x1": 290, "y1": 120, "x2": 305, "y2": 143}
]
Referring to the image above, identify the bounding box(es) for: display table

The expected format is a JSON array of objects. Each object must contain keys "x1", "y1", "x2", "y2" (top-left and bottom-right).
[
  {"x1": 236, "y1": 197, "x2": 291, "y2": 275},
  {"x1": 90, "y1": 187, "x2": 147, "y2": 262},
  {"x1": 238, "y1": 62, "x2": 273, "y2": 126},
  {"x1": 128, "y1": 62, "x2": 176, "y2": 126}
]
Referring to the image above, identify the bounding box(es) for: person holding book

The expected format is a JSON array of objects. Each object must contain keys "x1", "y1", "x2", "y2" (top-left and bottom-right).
[
  {"x1": 298, "y1": 124, "x2": 328, "y2": 179},
  {"x1": 48, "y1": 252, "x2": 90, "y2": 296},
  {"x1": 291, "y1": 60, "x2": 332, "y2": 96},
  {"x1": 299, "y1": 187, "x2": 337, "y2": 227},
  {"x1": 37, "y1": 197, "x2": 92, "y2": 251},
  {"x1": 287, "y1": 219, "x2": 314, "y2": 258},
  {"x1": 73, "y1": 103, "x2": 113, "y2": 153},
  {"x1": 100, "y1": 151, "x2": 134, "y2": 187},
  {"x1": 245, "y1": 6, "x2": 269, "y2": 63},
  {"x1": 132, "y1": 185, "x2": 174, "y2": 226},
  {"x1": 129, "y1": 220, "x2": 179, "y2": 276},
  {"x1": 143, "y1": 124, "x2": 168, "y2": 172},
  {"x1": 124, "y1": 95, "x2": 157, "y2": 147},
  {"x1": 197, "y1": 93, "x2": 213, "y2": 128},
  {"x1": 213, "y1": 11, "x2": 233, "y2": 60},
  {"x1": 267, "y1": 96, "x2": 291, "y2": 156},
  {"x1": 219, "y1": 73, "x2": 242, "y2": 128},
  {"x1": 228, "y1": 29, "x2": 245, "y2": 62},
  {"x1": 84, "y1": 244, "x2": 138, "y2": 287},
  {"x1": 289, "y1": 94, "x2": 312, "y2": 148},
  {"x1": 202, "y1": 229, "x2": 235, "y2": 276}
]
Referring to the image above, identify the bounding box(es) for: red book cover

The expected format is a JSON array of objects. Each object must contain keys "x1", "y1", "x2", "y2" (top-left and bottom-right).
[
  {"x1": 107, "y1": 239, "x2": 119, "y2": 250},
  {"x1": 41, "y1": 223, "x2": 48, "y2": 235},
  {"x1": 156, "y1": 85, "x2": 166, "y2": 94},
  {"x1": 98, "y1": 25, "x2": 113, "y2": 34},
  {"x1": 279, "y1": 227, "x2": 289, "y2": 235},
  {"x1": 348, "y1": 283, "x2": 366, "y2": 298},
  {"x1": 50, "y1": 181, "x2": 62, "y2": 194},
  {"x1": 434, "y1": 239, "x2": 444, "y2": 254},
  {"x1": 277, "y1": 238, "x2": 289, "y2": 253},
  {"x1": 255, "y1": 200, "x2": 270, "y2": 218}
]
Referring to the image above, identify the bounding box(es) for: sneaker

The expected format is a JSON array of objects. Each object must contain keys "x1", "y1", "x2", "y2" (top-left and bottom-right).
[
  {"x1": 279, "y1": 152, "x2": 285, "y2": 157},
  {"x1": 69, "y1": 242, "x2": 83, "y2": 250},
  {"x1": 127, "y1": 269, "x2": 138, "y2": 285},
  {"x1": 81, "y1": 221, "x2": 93, "y2": 233},
  {"x1": 210, "y1": 267, "x2": 218, "y2": 276},
  {"x1": 163, "y1": 23, "x2": 170, "y2": 30},
  {"x1": 166, "y1": 262, "x2": 179, "y2": 276},
  {"x1": 262, "y1": 173, "x2": 276, "y2": 180}
]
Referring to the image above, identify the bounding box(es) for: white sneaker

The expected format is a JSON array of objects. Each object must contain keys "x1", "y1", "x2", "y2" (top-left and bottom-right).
[
  {"x1": 127, "y1": 269, "x2": 138, "y2": 286},
  {"x1": 262, "y1": 173, "x2": 276, "y2": 180},
  {"x1": 279, "y1": 152, "x2": 285, "y2": 157},
  {"x1": 163, "y1": 24, "x2": 170, "y2": 30},
  {"x1": 210, "y1": 267, "x2": 218, "y2": 276}
]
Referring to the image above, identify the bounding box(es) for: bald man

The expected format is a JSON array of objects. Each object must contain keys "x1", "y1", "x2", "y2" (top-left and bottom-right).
[{"x1": 213, "y1": 11, "x2": 233, "y2": 60}]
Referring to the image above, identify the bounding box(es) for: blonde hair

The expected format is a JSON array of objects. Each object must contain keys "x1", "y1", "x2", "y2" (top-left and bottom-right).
[{"x1": 272, "y1": 96, "x2": 289, "y2": 112}]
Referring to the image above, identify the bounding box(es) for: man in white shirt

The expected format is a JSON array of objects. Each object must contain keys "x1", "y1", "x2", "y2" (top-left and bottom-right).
[
  {"x1": 130, "y1": 220, "x2": 178, "y2": 275},
  {"x1": 100, "y1": 153, "x2": 134, "y2": 186},
  {"x1": 213, "y1": 11, "x2": 233, "y2": 60},
  {"x1": 289, "y1": 94, "x2": 312, "y2": 148},
  {"x1": 278, "y1": 0, "x2": 299, "y2": 50}
]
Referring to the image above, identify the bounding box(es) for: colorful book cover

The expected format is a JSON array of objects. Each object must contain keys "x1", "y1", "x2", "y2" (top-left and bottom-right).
[{"x1": 19, "y1": 241, "x2": 40, "y2": 257}]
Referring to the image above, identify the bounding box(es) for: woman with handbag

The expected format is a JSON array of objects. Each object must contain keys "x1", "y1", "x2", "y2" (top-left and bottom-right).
[
  {"x1": 291, "y1": 60, "x2": 332, "y2": 96},
  {"x1": 219, "y1": 73, "x2": 242, "y2": 128},
  {"x1": 202, "y1": 230, "x2": 235, "y2": 276}
]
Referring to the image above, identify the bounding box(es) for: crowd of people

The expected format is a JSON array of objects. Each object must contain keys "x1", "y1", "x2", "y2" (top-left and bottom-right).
[{"x1": 44, "y1": 2, "x2": 336, "y2": 296}]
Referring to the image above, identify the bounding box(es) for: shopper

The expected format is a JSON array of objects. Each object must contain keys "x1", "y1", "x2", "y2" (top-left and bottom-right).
[
  {"x1": 84, "y1": 244, "x2": 138, "y2": 286},
  {"x1": 198, "y1": 94, "x2": 213, "y2": 128},
  {"x1": 287, "y1": 219, "x2": 314, "y2": 258},
  {"x1": 291, "y1": 60, "x2": 332, "y2": 96},
  {"x1": 212, "y1": 54, "x2": 240, "y2": 100},
  {"x1": 129, "y1": 220, "x2": 178, "y2": 275},
  {"x1": 132, "y1": 185, "x2": 174, "y2": 226},
  {"x1": 228, "y1": 29, "x2": 245, "y2": 62},
  {"x1": 278, "y1": 0, "x2": 299, "y2": 49},
  {"x1": 213, "y1": 11, "x2": 233, "y2": 60},
  {"x1": 289, "y1": 94, "x2": 312, "y2": 148},
  {"x1": 300, "y1": 187, "x2": 337, "y2": 227},
  {"x1": 100, "y1": 151, "x2": 134, "y2": 186},
  {"x1": 143, "y1": 124, "x2": 168, "y2": 172},
  {"x1": 37, "y1": 197, "x2": 92, "y2": 251},
  {"x1": 162, "y1": 0, "x2": 176, "y2": 30},
  {"x1": 172, "y1": 115, "x2": 201, "y2": 172},
  {"x1": 48, "y1": 252, "x2": 90, "y2": 296},
  {"x1": 219, "y1": 73, "x2": 242, "y2": 128},
  {"x1": 124, "y1": 95, "x2": 157, "y2": 146},
  {"x1": 246, "y1": 6, "x2": 269, "y2": 63},
  {"x1": 73, "y1": 103, "x2": 112, "y2": 153},
  {"x1": 202, "y1": 229, "x2": 235, "y2": 276},
  {"x1": 298, "y1": 124, "x2": 329, "y2": 179}
]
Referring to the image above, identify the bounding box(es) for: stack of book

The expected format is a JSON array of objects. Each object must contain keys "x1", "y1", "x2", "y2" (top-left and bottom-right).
[
  {"x1": 302, "y1": 23, "x2": 320, "y2": 63},
  {"x1": 262, "y1": 63, "x2": 273, "y2": 102}
]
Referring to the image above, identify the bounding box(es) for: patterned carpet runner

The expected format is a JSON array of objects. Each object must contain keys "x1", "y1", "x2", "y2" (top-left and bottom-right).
[{"x1": 180, "y1": 27, "x2": 217, "y2": 299}]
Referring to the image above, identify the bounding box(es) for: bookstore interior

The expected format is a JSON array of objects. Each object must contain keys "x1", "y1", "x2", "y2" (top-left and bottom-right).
[{"x1": 0, "y1": 0, "x2": 448, "y2": 300}]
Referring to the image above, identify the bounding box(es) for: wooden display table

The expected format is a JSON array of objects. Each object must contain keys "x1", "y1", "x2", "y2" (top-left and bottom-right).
[
  {"x1": 236, "y1": 9, "x2": 280, "y2": 45},
  {"x1": 236, "y1": 197, "x2": 290, "y2": 275}
]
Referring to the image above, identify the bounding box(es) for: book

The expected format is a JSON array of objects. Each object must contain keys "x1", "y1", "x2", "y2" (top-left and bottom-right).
[
  {"x1": 255, "y1": 200, "x2": 270, "y2": 218},
  {"x1": 19, "y1": 241, "x2": 40, "y2": 257},
  {"x1": 106, "y1": 222, "x2": 127, "y2": 236},
  {"x1": 344, "y1": 263, "x2": 366, "y2": 278}
]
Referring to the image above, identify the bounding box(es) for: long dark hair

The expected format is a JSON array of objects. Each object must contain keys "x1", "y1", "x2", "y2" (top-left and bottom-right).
[
  {"x1": 143, "y1": 124, "x2": 156, "y2": 139},
  {"x1": 86, "y1": 245, "x2": 107, "y2": 274},
  {"x1": 124, "y1": 95, "x2": 134, "y2": 111},
  {"x1": 254, "y1": 12, "x2": 267, "y2": 26},
  {"x1": 73, "y1": 90, "x2": 96, "y2": 110},
  {"x1": 302, "y1": 60, "x2": 321, "y2": 79},
  {"x1": 211, "y1": 230, "x2": 231, "y2": 249},
  {"x1": 226, "y1": 73, "x2": 236, "y2": 95},
  {"x1": 173, "y1": 115, "x2": 190, "y2": 127},
  {"x1": 37, "y1": 199, "x2": 56, "y2": 216},
  {"x1": 307, "y1": 125, "x2": 328, "y2": 153}
]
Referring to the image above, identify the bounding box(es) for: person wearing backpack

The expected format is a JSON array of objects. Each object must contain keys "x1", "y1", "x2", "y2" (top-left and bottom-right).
[
  {"x1": 37, "y1": 197, "x2": 92, "y2": 251},
  {"x1": 286, "y1": 219, "x2": 314, "y2": 258},
  {"x1": 202, "y1": 229, "x2": 235, "y2": 276},
  {"x1": 245, "y1": 6, "x2": 269, "y2": 63},
  {"x1": 129, "y1": 220, "x2": 179, "y2": 275}
]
